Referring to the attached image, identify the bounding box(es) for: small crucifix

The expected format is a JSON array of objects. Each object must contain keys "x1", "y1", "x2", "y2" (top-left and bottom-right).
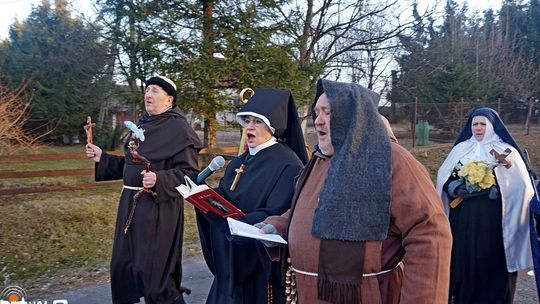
[
  {"x1": 490, "y1": 148, "x2": 512, "y2": 169},
  {"x1": 83, "y1": 116, "x2": 96, "y2": 144},
  {"x1": 230, "y1": 164, "x2": 245, "y2": 191}
]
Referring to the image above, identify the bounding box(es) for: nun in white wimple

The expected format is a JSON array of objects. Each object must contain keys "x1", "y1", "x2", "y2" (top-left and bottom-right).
[
  {"x1": 436, "y1": 107, "x2": 535, "y2": 303},
  {"x1": 196, "y1": 88, "x2": 308, "y2": 304}
]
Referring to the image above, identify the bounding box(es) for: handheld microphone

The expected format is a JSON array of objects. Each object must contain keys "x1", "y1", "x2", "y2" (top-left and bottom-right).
[{"x1": 196, "y1": 156, "x2": 226, "y2": 184}]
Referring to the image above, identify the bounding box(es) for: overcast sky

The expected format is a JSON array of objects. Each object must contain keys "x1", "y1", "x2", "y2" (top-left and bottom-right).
[
  {"x1": 0, "y1": 0, "x2": 503, "y2": 40},
  {"x1": 0, "y1": 0, "x2": 95, "y2": 39}
]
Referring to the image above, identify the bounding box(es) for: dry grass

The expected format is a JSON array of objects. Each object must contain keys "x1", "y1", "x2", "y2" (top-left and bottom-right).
[
  {"x1": 0, "y1": 189, "x2": 119, "y2": 295},
  {"x1": 0, "y1": 188, "x2": 204, "y2": 297}
]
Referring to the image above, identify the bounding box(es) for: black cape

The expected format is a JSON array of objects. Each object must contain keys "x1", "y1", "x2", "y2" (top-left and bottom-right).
[
  {"x1": 197, "y1": 143, "x2": 303, "y2": 304},
  {"x1": 95, "y1": 106, "x2": 202, "y2": 304}
]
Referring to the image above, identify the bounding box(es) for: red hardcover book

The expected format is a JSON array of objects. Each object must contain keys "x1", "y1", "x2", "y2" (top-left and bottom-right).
[{"x1": 176, "y1": 176, "x2": 245, "y2": 218}]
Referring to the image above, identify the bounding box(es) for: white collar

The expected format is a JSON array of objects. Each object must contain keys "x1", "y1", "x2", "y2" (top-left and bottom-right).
[{"x1": 248, "y1": 137, "x2": 277, "y2": 155}]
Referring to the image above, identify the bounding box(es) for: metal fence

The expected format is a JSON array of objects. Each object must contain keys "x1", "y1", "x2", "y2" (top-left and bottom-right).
[{"x1": 382, "y1": 98, "x2": 539, "y2": 147}]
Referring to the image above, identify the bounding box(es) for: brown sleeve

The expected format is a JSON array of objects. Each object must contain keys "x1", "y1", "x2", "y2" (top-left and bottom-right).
[
  {"x1": 262, "y1": 209, "x2": 291, "y2": 261},
  {"x1": 265, "y1": 209, "x2": 291, "y2": 235},
  {"x1": 390, "y1": 143, "x2": 452, "y2": 304}
]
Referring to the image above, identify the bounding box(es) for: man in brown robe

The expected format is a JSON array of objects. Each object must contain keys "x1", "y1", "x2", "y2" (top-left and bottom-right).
[
  {"x1": 85, "y1": 75, "x2": 202, "y2": 304},
  {"x1": 258, "y1": 79, "x2": 452, "y2": 303}
]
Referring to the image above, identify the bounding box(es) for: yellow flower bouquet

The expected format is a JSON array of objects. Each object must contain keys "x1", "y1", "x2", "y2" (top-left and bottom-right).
[{"x1": 455, "y1": 161, "x2": 496, "y2": 192}]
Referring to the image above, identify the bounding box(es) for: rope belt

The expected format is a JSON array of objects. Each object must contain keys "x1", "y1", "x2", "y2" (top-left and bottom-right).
[
  {"x1": 122, "y1": 185, "x2": 156, "y2": 234},
  {"x1": 291, "y1": 260, "x2": 404, "y2": 278},
  {"x1": 123, "y1": 185, "x2": 144, "y2": 191}
]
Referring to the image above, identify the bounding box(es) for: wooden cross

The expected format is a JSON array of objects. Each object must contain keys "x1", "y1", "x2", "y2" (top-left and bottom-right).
[
  {"x1": 229, "y1": 164, "x2": 245, "y2": 191},
  {"x1": 83, "y1": 116, "x2": 96, "y2": 144},
  {"x1": 450, "y1": 197, "x2": 463, "y2": 209},
  {"x1": 490, "y1": 148, "x2": 512, "y2": 169}
]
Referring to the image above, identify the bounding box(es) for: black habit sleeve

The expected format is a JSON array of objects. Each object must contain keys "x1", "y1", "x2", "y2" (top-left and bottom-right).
[
  {"x1": 95, "y1": 153, "x2": 125, "y2": 181},
  {"x1": 154, "y1": 146, "x2": 200, "y2": 201}
]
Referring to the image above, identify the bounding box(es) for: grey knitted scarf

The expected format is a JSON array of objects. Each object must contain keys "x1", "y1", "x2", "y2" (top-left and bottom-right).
[{"x1": 311, "y1": 79, "x2": 392, "y2": 241}]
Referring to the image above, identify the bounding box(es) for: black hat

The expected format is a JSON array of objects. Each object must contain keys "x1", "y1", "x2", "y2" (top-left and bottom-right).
[
  {"x1": 236, "y1": 88, "x2": 308, "y2": 164},
  {"x1": 145, "y1": 75, "x2": 177, "y2": 104}
]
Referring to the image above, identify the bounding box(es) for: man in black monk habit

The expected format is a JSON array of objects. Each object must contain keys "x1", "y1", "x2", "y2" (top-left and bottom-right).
[
  {"x1": 85, "y1": 75, "x2": 202, "y2": 304},
  {"x1": 196, "y1": 88, "x2": 308, "y2": 304}
]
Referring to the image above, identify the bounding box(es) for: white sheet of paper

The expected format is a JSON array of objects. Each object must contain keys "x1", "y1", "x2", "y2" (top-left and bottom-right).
[{"x1": 227, "y1": 217, "x2": 287, "y2": 244}]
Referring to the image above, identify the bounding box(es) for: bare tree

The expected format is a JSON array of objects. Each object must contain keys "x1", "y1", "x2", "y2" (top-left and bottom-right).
[
  {"x1": 0, "y1": 77, "x2": 47, "y2": 153},
  {"x1": 482, "y1": 23, "x2": 539, "y2": 134},
  {"x1": 280, "y1": 0, "x2": 412, "y2": 79},
  {"x1": 275, "y1": 0, "x2": 417, "y2": 131}
]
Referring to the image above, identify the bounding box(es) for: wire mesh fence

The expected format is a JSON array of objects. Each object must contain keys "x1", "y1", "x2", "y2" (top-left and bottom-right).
[{"x1": 382, "y1": 98, "x2": 540, "y2": 147}]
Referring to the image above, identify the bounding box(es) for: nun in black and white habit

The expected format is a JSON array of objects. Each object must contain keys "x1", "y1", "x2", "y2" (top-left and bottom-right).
[
  {"x1": 436, "y1": 107, "x2": 535, "y2": 303},
  {"x1": 196, "y1": 88, "x2": 308, "y2": 304}
]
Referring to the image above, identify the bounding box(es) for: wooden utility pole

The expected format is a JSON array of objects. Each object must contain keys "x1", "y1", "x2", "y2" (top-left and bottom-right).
[{"x1": 525, "y1": 97, "x2": 535, "y2": 136}]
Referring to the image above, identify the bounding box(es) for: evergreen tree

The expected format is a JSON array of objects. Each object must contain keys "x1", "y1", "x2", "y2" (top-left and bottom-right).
[
  {"x1": 389, "y1": 0, "x2": 540, "y2": 132},
  {"x1": 97, "y1": 0, "x2": 312, "y2": 147},
  {"x1": 0, "y1": 0, "x2": 109, "y2": 140}
]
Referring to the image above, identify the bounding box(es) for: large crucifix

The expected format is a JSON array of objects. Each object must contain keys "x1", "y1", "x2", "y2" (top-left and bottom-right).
[
  {"x1": 490, "y1": 148, "x2": 512, "y2": 169},
  {"x1": 83, "y1": 116, "x2": 96, "y2": 144}
]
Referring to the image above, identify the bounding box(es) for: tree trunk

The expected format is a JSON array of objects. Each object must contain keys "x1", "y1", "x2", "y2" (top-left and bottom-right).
[
  {"x1": 299, "y1": 104, "x2": 310, "y2": 137},
  {"x1": 97, "y1": 45, "x2": 117, "y2": 130},
  {"x1": 202, "y1": 0, "x2": 218, "y2": 148},
  {"x1": 298, "y1": 0, "x2": 314, "y2": 67},
  {"x1": 204, "y1": 110, "x2": 218, "y2": 148}
]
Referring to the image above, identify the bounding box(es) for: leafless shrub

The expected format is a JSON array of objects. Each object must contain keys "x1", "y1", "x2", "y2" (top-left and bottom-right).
[{"x1": 0, "y1": 78, "x2": 47, "y2": 153}]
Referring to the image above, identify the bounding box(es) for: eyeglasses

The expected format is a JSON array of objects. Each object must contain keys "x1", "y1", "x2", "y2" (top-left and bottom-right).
[{"x1": 242, "y1": 117, "x2": 265, "y2": 126}]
